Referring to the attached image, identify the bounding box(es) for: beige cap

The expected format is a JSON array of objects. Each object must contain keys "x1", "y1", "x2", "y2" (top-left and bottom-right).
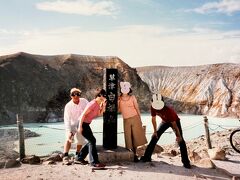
[{"x1": 70, "y1": 88, "x2": 81, "y2": 94}]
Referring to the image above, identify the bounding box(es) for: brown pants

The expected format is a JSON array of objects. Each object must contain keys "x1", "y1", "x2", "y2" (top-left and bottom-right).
[{"x1": 123, "y1": 115, "x2": 147, "y2": 150}]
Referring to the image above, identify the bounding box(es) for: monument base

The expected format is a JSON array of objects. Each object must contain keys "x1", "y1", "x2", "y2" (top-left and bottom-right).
[{"x1": 96, "y1": 146, "x2": 134, "y2": 163}]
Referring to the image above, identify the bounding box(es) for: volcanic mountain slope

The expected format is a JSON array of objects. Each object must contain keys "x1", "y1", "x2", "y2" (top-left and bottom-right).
[
  {"x1": 136, "y1": 64, "x2": 240, "y2": 118},
  {"x1": 0, "y1": 52, "x2": 151, "y2": 124}
]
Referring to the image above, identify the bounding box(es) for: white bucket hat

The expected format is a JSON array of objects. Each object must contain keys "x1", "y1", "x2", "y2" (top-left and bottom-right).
[
  {"x1": 151, "y1": 94, "x2": 164, "y2": 110},
  {"x1": 120, "y1": 82, "x2": 131, "y2": 94}
]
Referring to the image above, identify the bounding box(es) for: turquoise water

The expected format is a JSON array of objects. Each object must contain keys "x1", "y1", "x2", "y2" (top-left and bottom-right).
[{"x1": 0, "y1": 114, "x2": 239, "y2": 156}]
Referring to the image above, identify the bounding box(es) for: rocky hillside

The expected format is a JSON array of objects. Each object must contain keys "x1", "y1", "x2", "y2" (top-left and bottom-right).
[
  {"x1": 0, "y1": 52, "x2": 151, "y2": 125},
  {"x1": 1, "y1": 52, "x2": 239, "y2": 125},
  {"x1": 137, "y1": 64, "x2": 240, "y2": 118}
]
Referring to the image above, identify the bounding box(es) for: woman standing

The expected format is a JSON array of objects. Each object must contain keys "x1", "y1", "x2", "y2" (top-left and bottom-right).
[
  {"x1": 118, "y1": 82, "x2": 147, "y2": 162},
  {"x1": 77, "y1": 88, "x2": 107, "y2": 168}
]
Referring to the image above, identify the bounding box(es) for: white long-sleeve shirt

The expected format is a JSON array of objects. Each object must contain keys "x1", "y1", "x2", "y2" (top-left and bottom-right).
[{"x1": 64, "y1": 98, "x2": 89, "y2": 132}]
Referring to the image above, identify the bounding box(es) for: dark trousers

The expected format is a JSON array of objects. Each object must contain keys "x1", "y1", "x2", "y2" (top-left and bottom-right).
[
  {"x1": 143, "y1": 121, "x2": 190, "y2": 165},
  {"x1": 78, "y1": 122, "x2": 99, "y2": 165}
]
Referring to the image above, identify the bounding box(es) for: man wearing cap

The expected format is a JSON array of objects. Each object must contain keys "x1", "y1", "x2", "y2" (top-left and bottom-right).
[
  {"x1": 140, "y1": 94, "x2": 191, "y2": 169},
  {"x1": 63, "y1": 87, "x2": 89, "y2": 165}
]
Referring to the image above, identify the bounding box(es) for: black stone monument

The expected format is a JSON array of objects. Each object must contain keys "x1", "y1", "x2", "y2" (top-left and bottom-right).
[{"x1": 103, "y1": 68, "x2": 118, "y2": 149}]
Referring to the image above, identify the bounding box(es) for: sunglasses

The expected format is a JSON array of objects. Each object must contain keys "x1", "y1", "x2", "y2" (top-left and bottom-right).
[{"x1": 71, "y1": 92, "x2": 81, "y2": 97}]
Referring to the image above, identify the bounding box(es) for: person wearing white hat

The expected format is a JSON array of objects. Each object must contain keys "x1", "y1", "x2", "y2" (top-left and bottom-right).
[
  {"x1": 118, "y1": 82, "x2": 147, "y2": 162},
  {"x1": 140, "y1": 94, "x2": 191, "y2": 169},
  {"x1": 63, "y1": 87, "x2": 89, "y2": 165}
]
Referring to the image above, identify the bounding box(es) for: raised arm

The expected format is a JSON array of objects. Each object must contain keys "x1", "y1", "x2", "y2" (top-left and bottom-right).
[{"x1": 98, "y1": 100, "x2": 106, "y2": 116}]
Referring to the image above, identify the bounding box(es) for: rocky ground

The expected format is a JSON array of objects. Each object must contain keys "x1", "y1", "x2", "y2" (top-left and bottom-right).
[
  {"x1": 0, "y1": 128, "x2": 239, "y2": 180},
  {"x1": 164, "y1": 128, "x2": 239, "y2": 157}
]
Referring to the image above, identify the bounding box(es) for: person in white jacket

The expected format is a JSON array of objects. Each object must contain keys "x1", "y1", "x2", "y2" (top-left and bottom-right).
[{"x1": 63, "y1": 88, "x2": 89, "y2": 165}]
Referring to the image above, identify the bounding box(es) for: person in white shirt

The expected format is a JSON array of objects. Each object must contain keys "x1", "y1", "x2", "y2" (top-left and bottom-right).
[{"x1": 63, "y1": 88, "x2": 89, "y2": 165}]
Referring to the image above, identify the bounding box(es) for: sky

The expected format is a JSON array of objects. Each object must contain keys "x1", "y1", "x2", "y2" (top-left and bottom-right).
[{"x1": 0, "y1": 0, "x2": 240, "y2": 67}]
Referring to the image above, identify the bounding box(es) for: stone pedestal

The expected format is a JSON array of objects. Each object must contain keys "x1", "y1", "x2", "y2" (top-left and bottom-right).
[{"x1": 97, "y1": 146, "x2": 134, "y2": 163}]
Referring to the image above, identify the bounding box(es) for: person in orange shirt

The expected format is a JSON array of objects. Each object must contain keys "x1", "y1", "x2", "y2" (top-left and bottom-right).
[{"x1": 118, "y1": 82, "x2": 147, "y2": 162}]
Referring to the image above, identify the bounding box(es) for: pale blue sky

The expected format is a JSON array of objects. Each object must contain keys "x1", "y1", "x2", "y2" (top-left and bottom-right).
[{"x1": 0, "y1": 0, "x2": 240, "y2": 67}]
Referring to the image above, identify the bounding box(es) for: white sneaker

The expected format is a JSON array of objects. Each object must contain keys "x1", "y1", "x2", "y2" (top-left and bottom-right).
[{"x1": 62, "y1": 156, "x2": 72, "y2": 165}]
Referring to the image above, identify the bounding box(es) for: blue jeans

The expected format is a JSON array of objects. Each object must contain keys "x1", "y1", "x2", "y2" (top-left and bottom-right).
[
  {"x1": 78, "y1": 122, "x2": 99, "y2": 165},
  {"x1": 143, "y1": 120, "x2": 190, "y2": 165}
]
